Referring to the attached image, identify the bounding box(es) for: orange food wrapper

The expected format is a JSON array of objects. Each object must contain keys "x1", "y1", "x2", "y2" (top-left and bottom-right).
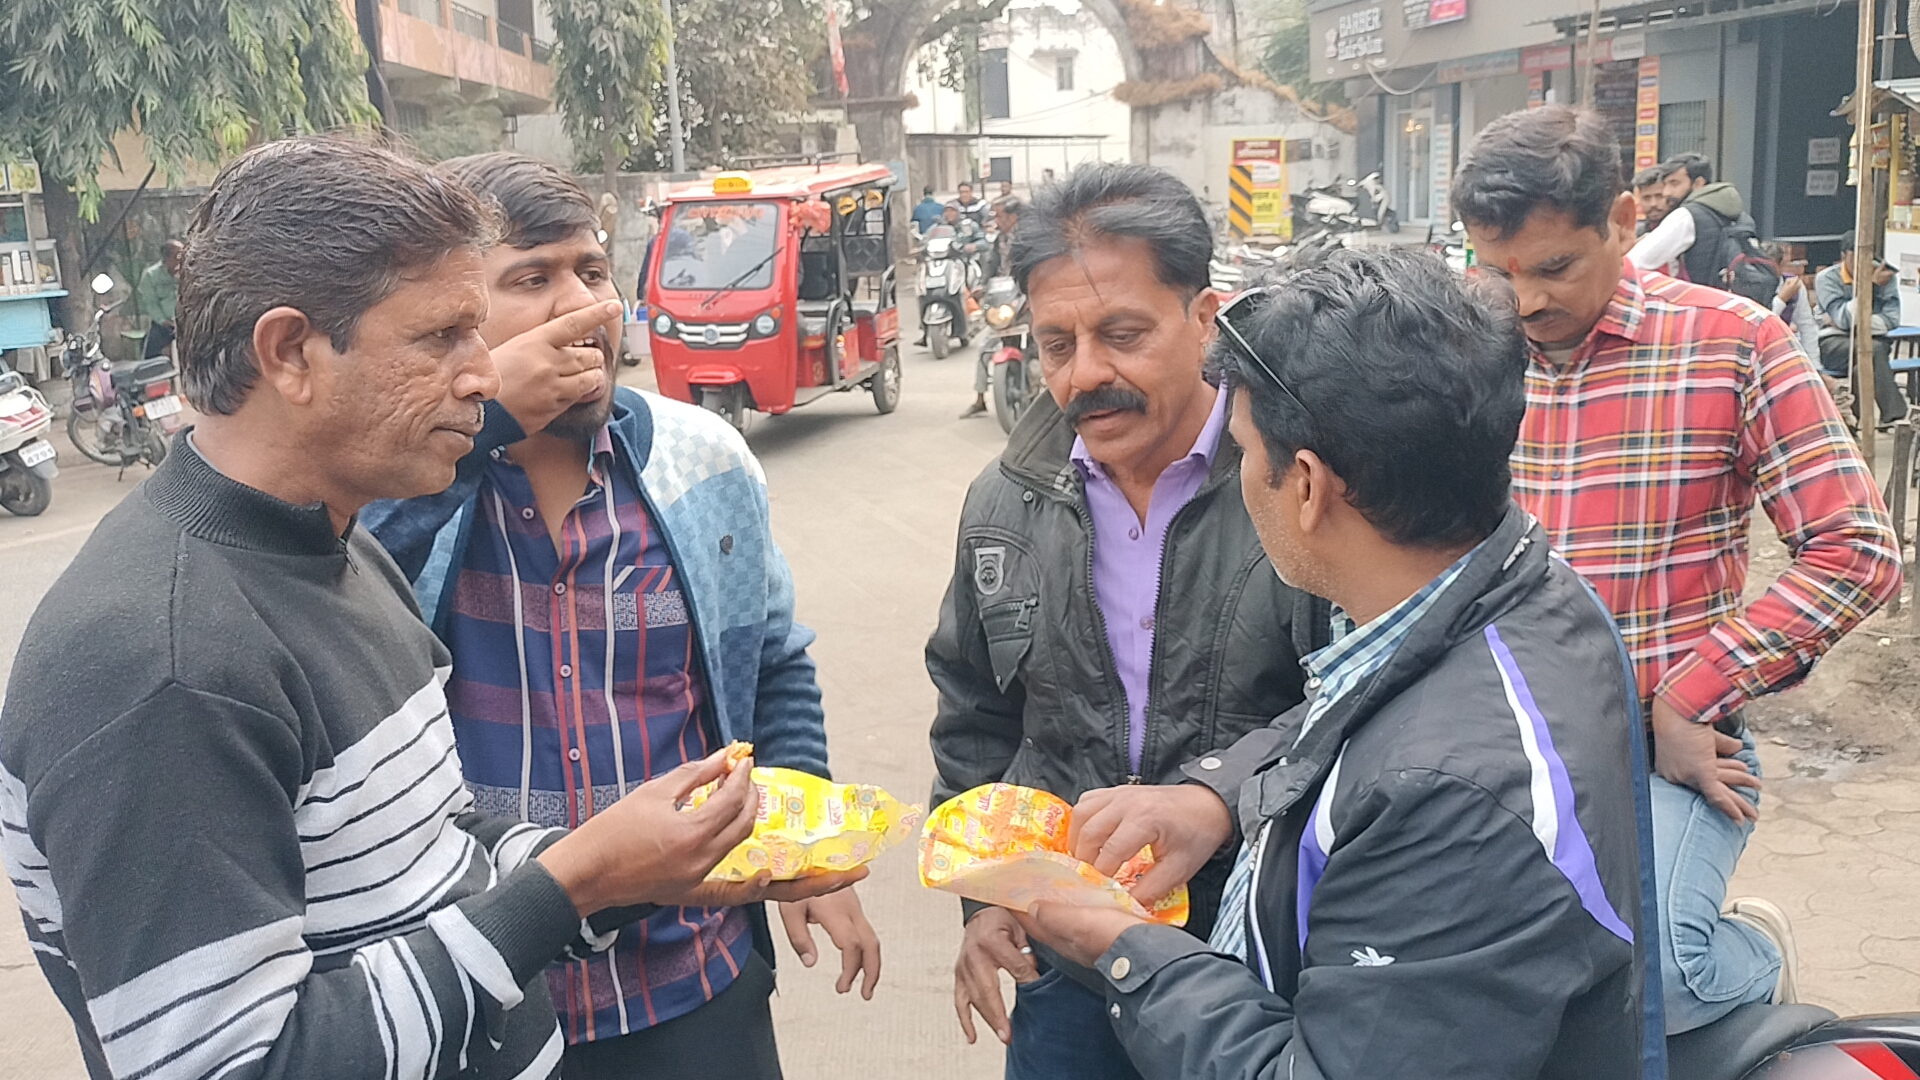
[
  {"x1": 684, "y1": 743, "x2": 923, "y2": 882},
  {"x1": 918, "y1": 783, "x2": 1189, "y2": 926}
]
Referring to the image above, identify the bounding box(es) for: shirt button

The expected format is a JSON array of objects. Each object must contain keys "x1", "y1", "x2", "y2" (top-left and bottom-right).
[
  {"x1": 559, "y1": 664, "x2": 573, "y2": 678},
  {"x1": 568, "y1": 747, "x2": 581, "y2": 762},
  {"x1": 553, "y1": 582, "x2": 567, "y2": 595},
  {"x1": 521, "y1": 507, "x2": 535, "y2": 520},
  {"x1": 1140, "y1": 616, "x2": 1154, "y2": 630},
  {"x1": 1110, "y1": 956, "x2": 1132, "y2": 979},
  {"x1": 1110, "y1": 1003, "x2": 1121, "y2": 1019},
  {"x1": 1128, "y1": 526, "x2": 1141, "y2": 540},
  {"x1": 1199, "y1": 756, "x2": 1223, "y2": 770},
  {"x1": 1306, "y1": 676, "x2": 1323, "y2": 691},
  {"x1": 1550, "y1": 467, "x2": 1564, "y2": 480}
]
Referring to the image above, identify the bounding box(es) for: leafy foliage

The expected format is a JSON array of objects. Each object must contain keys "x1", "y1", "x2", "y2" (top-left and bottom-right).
[
  {"x1": 649, "y1": 0, "x2": 824, "y2": 166},
  {"x1": 547, "y1": 0, "x2": 669, "y2": 175},
  {"x1": 1257, "y1": 0, "x2": 1345, "y2": 107},
  {"x1": 0, "y1": 0, "x2": 376, "y2": 215}
]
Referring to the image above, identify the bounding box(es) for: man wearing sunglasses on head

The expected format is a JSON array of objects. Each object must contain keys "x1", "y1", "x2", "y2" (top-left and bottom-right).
[
  {"x1": 925, "y1": 161, "x2": 1327, "y2": 1080},
  {"x1": 1015, "y1": 248, "x2": 1653, "y2": 1080}
]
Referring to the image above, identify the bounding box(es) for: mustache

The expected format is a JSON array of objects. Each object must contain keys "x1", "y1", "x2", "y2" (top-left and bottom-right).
[{"x1": 1064, "y1": 384, "x2": 1149, "y2": 426}]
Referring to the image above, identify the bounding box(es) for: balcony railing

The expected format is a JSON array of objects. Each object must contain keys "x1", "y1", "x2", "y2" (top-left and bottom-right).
[
  {"x1": 397, "y1": 0, "x2": 442, "y2": 25},
  {"x1": 450, "y1": 3, "x2": 488, "y2": 41},
  {"x1": 531, "y1": 37, "x2": 552, "y2": 64},
  {"x1": 497, "y1": 20, "x2": 528, "y2": 55}
]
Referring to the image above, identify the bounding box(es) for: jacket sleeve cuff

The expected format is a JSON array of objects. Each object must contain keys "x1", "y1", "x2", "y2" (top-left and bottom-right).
[
  {"x1": 1655, "y1": 653, "x2": 1741, "y2": 724},
  {"x1": 429, "y1": 860, "x2": 584, "y2": 1004},
  {"x1": 1180, "y1": 724, "x2": 1291, "y2": 830},
  {"x1": 1097, "y1": 923, "x2": 1214, "y2": 995}
]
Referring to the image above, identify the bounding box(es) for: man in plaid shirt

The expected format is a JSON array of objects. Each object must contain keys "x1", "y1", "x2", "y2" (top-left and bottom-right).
[{"x1": 1453, "y1": 106, "x2": 1903, "y2": 1035}]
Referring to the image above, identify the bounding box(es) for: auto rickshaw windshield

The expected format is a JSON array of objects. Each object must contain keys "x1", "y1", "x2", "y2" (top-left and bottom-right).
[{"x1": 659, "y1": 201, "x2": 781, "y2": 292}]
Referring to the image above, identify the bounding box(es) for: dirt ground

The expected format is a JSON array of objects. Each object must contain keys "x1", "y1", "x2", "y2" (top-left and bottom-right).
[{"x1": 1740, "y1": 478, "x2": 1920, "y2": 777}]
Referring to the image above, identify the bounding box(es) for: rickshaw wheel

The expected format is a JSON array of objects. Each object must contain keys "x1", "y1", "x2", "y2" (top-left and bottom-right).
[
  {"x1": 700, "y1": 385, "x2": 753, "y2": 434},
  {"x1": 870, "y1": 347, "x2": 901, "y2": 415}
]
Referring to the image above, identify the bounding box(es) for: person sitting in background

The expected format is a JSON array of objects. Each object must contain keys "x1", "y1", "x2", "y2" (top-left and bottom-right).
[
  {"x1": 1815, "y1": 230, "x2": 1908, "y2": 429},
  {"x1": 960, "y1": 197, "x2": 1024, "y2": 419},
  {"x1": 1632, "y1": 163, "x2": 1678, "y2": 238},
  {"x1": 912, "y1": 185, "x2": 946, "y2": 235},
  {"x1": 955, "y1": 181, "x2": 991, "y2": 228},
  {"x1": 1763, "y1": 242, "x2": 1822, "y2": 362}
]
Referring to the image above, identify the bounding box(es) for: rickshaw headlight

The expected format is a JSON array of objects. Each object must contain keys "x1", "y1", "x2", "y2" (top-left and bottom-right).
[
  {"x1": 752, "y1": 312, "x2": 778, "y2": 337},
  {"x1": 653, "y1": 313, "x2": 674, "y2": 336},
  {"x1": 987, "y1": 304, "x2": 1016, "y2": 328}
]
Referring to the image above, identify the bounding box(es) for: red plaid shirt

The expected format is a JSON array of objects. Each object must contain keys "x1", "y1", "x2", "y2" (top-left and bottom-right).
[{"x1": 1511, "y1": 260, "x2": 1902, "y2": 723}]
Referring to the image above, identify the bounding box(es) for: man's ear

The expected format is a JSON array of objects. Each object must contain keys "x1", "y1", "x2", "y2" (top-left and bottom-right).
[
  {"x1": 1293, "y1": 448, "x2": 1338, "y2": 534},
  {"x1": 1607, "y1": 191, "x2": 1639, "y2": 254},
  {"x1": 250, "y1": 306, "x2": 323, "y2": 407}
]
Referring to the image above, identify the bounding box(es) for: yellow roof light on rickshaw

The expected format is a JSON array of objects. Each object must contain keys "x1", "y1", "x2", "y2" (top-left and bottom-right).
[
  {"x1": 864, "y1": 189, "x2": 885, "y2": 208},
  {"x1": 837, "y1": 194, "x2": 858, "y2": 216},
  {"x1": 713, "y1": 172, "x2": 754, "y2": 194}
]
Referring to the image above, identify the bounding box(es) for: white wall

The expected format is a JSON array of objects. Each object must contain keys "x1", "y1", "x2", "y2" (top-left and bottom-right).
[{"x1": 903, "y1": 0, "x2": 1132, "y2": 182}]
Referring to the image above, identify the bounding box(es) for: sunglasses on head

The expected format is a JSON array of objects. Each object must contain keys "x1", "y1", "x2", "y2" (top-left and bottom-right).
[{"x1": 1214, "y1": 286, "x2": 1313, "y2": 419}]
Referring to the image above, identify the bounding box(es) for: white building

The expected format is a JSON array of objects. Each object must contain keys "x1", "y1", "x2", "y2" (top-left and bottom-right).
[{"x1": 903, "y1": 0, "x2": 1132, "y2": 191}]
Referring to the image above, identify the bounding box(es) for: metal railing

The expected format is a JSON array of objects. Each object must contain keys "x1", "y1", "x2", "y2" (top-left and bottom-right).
[
  {"x1": 450, "y1": 2, "x2": 488, "y2": 41},
  {"x1": 397, "y1": 0, "x2": 442, "y2": 25},
  {"x1": 496, "y1": 19, "x2": 528, "y2": 55},
  {"x1": 531, "y1": 37, "x2": 552, "y2": 63}
]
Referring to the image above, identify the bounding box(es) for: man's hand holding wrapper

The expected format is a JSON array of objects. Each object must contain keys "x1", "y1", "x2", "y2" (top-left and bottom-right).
[
  {"x1": 925, "y1": 782, "x2": 1230, "y2": 1043},
  {"x1": 535, "y1": 747, "x2": 867, "y2": 919}
]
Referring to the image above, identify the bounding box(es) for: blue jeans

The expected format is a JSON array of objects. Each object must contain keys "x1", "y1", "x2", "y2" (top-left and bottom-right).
[
  {"x1": 1650, "y1": 729, "x2": 1781, "y2": 1034},
  {"x1": 1005, "y1": 963, "x2": 1143, "y2": 1080}
]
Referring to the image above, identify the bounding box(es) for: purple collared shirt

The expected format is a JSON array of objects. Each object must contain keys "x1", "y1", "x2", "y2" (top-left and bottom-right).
[{"x1": 1070, "y1": 385, "x2": 1229, "y2": 774}]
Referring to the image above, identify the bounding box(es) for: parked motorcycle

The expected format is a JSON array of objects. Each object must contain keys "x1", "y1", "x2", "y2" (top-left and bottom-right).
[
  {"x1": 0, "y1": 362, "x2": 58, "y2": 516},
  {"x1": 62, "y1": 274, "x2": 184, "y2": 469},
  {"x1": 918, "y1": 225, "x2": 983, "y2": 359},
  {"x1": 1427, "y1": 219, "x2": 1469, "y2": 274},
  {"x1": 979, "y1": 276, "x2": 1043, "y2": 434},
  {"x1": 1667, "y1": 1001, "x2": 1920, "y2": 1079}
]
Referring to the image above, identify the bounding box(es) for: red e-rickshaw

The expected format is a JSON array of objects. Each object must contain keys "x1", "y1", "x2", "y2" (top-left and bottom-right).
[{"x1": 645, "y1": 163, "x2": 902, "y2": 430}]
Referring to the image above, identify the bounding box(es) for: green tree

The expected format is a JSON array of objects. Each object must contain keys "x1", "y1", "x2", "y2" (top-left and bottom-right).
[
  {"x1": 1257, "y1": 0, "x2": 1345, "y2": 107},
  {"x1": 0, "y1": 0, "x2": 375, "y2": 214},
  {"x1": 672, "y1": 0, "x2": 823, "y2": 165},
  {"x1": 547, "y1": 0, "x2": 668, "y2": 199}
]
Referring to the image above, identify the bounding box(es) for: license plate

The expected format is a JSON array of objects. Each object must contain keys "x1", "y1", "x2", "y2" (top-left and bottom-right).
[
  {"x1": 145, "y1": 394, "x2": 183, "y2": 419},
  {"x1": 19, "y1": 440, "x2": 54, "y2": 467}
]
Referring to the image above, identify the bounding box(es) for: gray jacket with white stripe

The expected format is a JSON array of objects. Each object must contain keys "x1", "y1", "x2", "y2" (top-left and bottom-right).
[
  {"x1": 2, "y1": 440, "x2": 589, "y2": 1080},
  {"x1": 1094, "y1": 503, "x2": 1651, "y2": 1080}
]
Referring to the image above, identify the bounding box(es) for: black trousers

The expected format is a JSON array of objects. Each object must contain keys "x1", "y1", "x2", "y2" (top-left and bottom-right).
[
  {"x1": 558, "y1": 950, "x2": 783, "y2": 1080},
  {"x1": 1819, "y1": 334, "x2": 1910, "y2": 426}
]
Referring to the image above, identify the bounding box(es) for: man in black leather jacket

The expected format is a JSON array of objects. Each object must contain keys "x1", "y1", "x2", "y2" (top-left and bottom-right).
[{"x1": 926, "y1": 161, "x2": 1324, "y2": 1080}]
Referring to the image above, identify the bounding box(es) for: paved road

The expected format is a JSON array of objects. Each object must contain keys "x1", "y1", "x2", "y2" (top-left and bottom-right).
[{"x1": 3, "y1": 338, "x2": 1917, "y2": 1080}]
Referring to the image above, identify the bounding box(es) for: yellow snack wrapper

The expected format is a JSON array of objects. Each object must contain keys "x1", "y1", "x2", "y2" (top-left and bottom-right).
[
  {"x1": 918, "y1": 783, "x2": 1189, "y2": 926},
  {"x1": 685, "y1": 750, "x2": 922, "y2": 881}
]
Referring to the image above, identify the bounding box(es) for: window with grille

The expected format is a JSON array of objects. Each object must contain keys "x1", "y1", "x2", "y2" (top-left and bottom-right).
[
  {"x1": 398, "y1": 0, "x2": 442, "y2": 25},
  {"x1": 1658, "y1": 102, "x2": 1710, "y2": 163},
  {"x1": 1056, "y1": 56, "x2": 1075, "y2": 91}
]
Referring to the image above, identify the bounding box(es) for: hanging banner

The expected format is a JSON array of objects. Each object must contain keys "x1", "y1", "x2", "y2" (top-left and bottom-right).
[
  {"x1": 826, "y1": 3, "x2": 849, "y2": 97},
  {"x1": 1634, "y1": 55, "x2": 1660, "y2": 170}
]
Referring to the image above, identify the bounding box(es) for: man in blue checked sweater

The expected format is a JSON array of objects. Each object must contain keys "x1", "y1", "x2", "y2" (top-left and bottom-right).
[
  {"x1": 0, "y1": 138, "x2": 858, "y2": 1080},
  {"x1": 362, "y1": 152, "x2": 879, "y2": 1080}
]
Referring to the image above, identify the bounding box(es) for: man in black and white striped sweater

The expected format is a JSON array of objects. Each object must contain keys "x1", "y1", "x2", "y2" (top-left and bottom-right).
[{"x1": 0, "y1": 138, "x2": 859, "y2": 1080}]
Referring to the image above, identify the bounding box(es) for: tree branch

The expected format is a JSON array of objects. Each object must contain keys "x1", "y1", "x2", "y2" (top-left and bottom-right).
[{"x1": 916, "y1": 0, "x2": 1015, "y2": 48}]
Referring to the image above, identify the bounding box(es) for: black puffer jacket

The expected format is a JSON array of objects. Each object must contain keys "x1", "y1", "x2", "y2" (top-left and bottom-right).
[
  {"x1": 926, "y1": 391, "x2": 1327, "y2": 943},
  {"x1": 1097, "y1": 504, "x2": 1655, "y2": 1080}
]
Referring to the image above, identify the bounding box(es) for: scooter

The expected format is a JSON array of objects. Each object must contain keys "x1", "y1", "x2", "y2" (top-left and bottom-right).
[
  {"x1": 1297, "y1": 172, "x2": 1399, "y2": 239},
  {"x1": 918, "y1": 225, "x2": 982, "y2": 359},
  {"x1": 0, "y1": 362, "x2": 57, "y2": 516},
  {"x1": 61, "y1": 273, "x2": 184, "y2": 470},
  {"x1": 1668, "y1": 1001, "x2": 1920, "y2": 1078},
  {"x1": 980, "y1": 275, "x2": 1044, "y2": 434}
]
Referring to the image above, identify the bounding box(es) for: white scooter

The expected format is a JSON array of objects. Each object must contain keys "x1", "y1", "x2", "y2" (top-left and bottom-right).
[{"x1": 0, "y1": 362, "x2": 58, "y2": 516}]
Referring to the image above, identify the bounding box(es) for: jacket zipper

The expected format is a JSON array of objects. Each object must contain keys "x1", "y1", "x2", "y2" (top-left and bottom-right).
[
  {"x1": 1135, "y1": 485, "x2": 1219, "y2": 783},
  {"x1": 1247, "y1": 818, "x2": 1277, "y2": 992}
]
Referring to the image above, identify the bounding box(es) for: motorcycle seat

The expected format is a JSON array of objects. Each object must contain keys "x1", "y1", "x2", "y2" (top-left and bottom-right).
[{"x1": 1667, "y1": 1003, "x2": 1838, "y2": 1080}]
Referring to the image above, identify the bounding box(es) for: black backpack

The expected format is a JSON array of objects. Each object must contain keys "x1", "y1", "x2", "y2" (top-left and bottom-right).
[{"x1": 1685, "y1": 203, "x2": 1781, "y2": 306}]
